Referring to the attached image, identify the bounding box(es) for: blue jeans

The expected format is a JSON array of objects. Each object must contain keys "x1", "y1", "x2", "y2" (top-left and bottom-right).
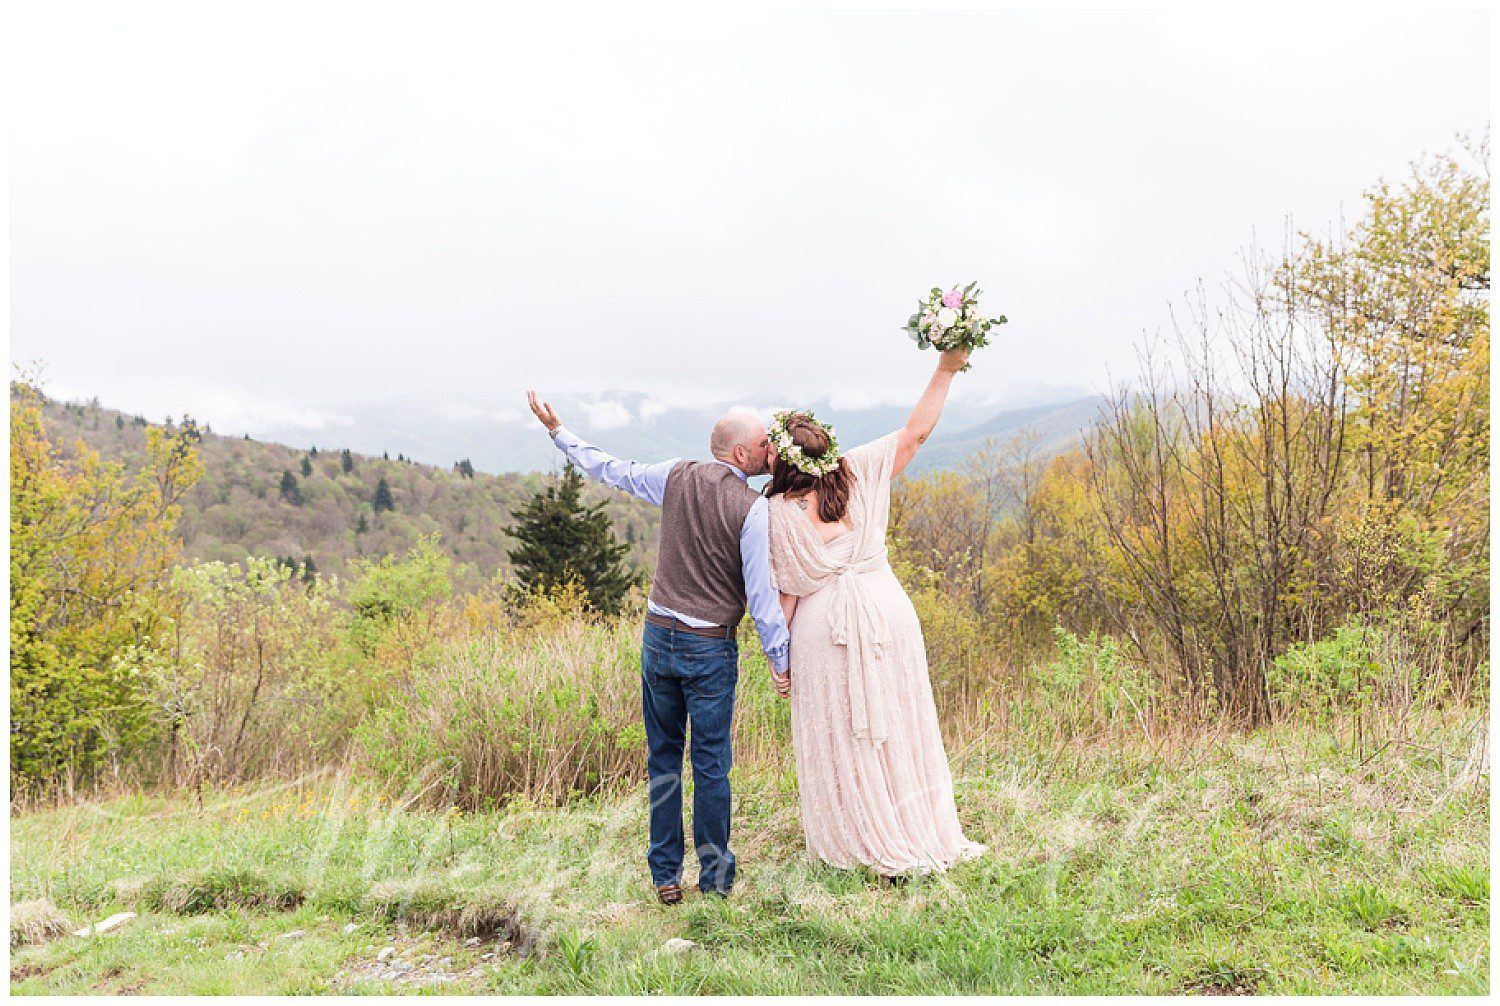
[{"x1": 640, "y1": 621, "x2": 739, "y2": 893}]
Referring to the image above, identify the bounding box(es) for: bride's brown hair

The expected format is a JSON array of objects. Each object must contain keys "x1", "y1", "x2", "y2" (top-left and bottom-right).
[{"x1": 764, "y1": 412, "x2": 852, "y2": 522}]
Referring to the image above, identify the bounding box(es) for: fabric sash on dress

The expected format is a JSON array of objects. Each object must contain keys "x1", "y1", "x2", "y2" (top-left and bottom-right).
[{"x1": 826, "y1": 547, "x2": 894, "y2": 746}]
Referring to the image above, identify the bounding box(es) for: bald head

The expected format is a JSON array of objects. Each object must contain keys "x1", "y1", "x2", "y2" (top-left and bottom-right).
[
  {"x1": 710, "y1": 412, "x2": 771, "y2": 476},
  {"x1": 710, "y1": 413, "x2": 762, "y2": 458}
]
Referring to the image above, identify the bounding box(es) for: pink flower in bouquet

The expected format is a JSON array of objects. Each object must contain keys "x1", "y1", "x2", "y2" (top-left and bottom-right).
[{"x1": 941, "y1": 288, "x2": 962, "y2": 309}]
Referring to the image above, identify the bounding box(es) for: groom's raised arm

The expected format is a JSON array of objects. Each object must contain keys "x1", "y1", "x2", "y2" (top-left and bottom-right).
[
  {"x1": 522, "y1": 392, "x2": 675, "y2": 506},
  {"x1": 527, "y1": 390, "x2": 677, "y2": 506}
]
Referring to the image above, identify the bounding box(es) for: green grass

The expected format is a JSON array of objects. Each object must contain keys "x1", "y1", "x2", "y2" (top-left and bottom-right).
[{"x1": 10, "y1": 719, "x2": 1489, "y2": 994}]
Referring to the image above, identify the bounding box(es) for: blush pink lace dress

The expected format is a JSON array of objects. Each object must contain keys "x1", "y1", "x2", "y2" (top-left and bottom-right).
[{"x1": 768, "y1": 431, "x2": 987, "y2": 877}]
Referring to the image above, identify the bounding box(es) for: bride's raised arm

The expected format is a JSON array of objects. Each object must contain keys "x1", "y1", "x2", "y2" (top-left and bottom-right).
[{"x1": 893, "y1": 348, "x2": 971, "y2": 477}]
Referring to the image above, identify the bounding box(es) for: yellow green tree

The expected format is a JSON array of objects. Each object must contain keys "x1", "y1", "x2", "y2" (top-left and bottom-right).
[
  {"x1": 10, "y1": 379, "x2": 204, "y2": 794},
  {"x1": 1295, "y1": 137, "x2": 1489, "y2": 638}
]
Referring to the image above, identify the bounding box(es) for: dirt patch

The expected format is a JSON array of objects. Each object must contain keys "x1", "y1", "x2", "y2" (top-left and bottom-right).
[
  {"x1": 11, "y1": 960, "x2": 61, "y2": 983},
  {"x1": 334, "y1": 930, "x2": 520, "y2": 990},
  {"x1": 90, "y1": 965, "x2": 148, "y2": 995},
  {"x1": 365, "y1": 881, "x2": 537, "y2": 953},
  {"x1": 1187, "y1": 981, "x2": 1259, "y2": 996}
]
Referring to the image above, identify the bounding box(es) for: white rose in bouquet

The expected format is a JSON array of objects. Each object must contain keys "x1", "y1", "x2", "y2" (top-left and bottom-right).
[{"x1": 936, "y1": 307, "x2": 958, "y2": 330}]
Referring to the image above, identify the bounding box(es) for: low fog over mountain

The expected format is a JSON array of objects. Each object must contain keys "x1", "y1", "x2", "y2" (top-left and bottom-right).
[{"x1": 244, "y1": 391, "x2": 1109, "y2": 477}]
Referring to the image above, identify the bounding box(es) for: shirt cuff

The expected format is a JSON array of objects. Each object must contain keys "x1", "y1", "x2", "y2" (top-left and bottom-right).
[
  {"x1": 767, "y1": 646, "x2": 789, "y2": 675},
  {"x1": 548, "y1": 425, "x2": 565, "y2": 440}
]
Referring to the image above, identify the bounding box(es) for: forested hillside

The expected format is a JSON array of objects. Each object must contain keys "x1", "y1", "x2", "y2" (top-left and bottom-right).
[{"x1": 21, "y1": 388, "x2": 661, "y2": 591}]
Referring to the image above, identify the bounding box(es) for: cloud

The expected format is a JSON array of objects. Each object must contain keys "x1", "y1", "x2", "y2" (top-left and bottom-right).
[
  {"x1": 219, "y1": 401, "x2": 357, "y2": 432},
  {"x1": 579, "y1": 399, "x2": 631, "y2": 430},
  {"x1": 8, "y1": 9, "x2": 1486, "y2": 424},
  {"x1": 45, "y1": 379, "x2": 357, "y2": 434},
  {"x1": 728, "y1": 404, "x2": 779, "y2": 424},
  {"x1": 639, "y1": 397, "x2": 669, "y2": 421},
  {"x1": 827, "y1": 386, "x2": 915, "y2": 411},
  {"x1": 438, "y1": 402, "x2": 523, "y2": 424}
]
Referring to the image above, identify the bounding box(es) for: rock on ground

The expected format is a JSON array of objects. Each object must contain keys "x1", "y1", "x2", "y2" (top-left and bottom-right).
[{"x1": 72, "y1": 912, "x2": 137, "y2": 938}]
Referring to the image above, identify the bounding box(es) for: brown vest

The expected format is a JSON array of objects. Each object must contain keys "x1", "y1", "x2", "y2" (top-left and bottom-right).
[{"x1": 650, "y1": 461, "x2": 759, "y2": 626}]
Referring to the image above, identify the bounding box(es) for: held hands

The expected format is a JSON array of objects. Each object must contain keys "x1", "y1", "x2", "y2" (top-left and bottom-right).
[
  {"x1": 772, "y1": 668, "x2": 791, "y2": 698},
  {"x1": 937, "y1": 348, "x2": 971, "y2": 374},
  {"x1": 526, "y1": 390, "x2": 562, "y2": 432}
]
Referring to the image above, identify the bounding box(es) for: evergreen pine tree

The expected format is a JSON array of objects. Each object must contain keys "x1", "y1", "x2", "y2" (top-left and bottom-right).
[
  {"x1": 372, "y1": 476, "x2": 395, "y2": 513},
  {"x1": 355, "y1": 512, "x2": 369, "y2": 534},
  {"x1": 383, "y1": 451, "x2": 390, "y2": 461},
  {"x1": 341, "y1": 448, "x2": 354, "y2": 474},
  {"x1": 310, "y1": 445, "x2": 318, "y2": 457},
  {"x1": 279, "y1": 469, "x2": 303, "y2": 505},
  {"x1": 301, "y1": 455, "x2": 313, "y2": 478},
  {"x1": 454, "y1": 458, "x2": 475, "y2": 479},
  {"x1": 115, "y1": 414, "x2": 124, "y2": 430},
  {"x1": 507, "y1": 463, "x2": 638, "y2": 614},
  {"x1": 300, "y1": 555, "x2": 317, "y2": 585}
]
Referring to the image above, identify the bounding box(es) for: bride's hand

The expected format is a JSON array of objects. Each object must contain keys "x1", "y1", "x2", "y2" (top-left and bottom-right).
[{"x1": 937, "y1": 348, "x2": 971, "y2": 374}]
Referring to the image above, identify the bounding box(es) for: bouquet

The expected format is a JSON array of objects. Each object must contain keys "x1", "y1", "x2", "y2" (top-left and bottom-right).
[{"x1": 903, "y1": 282, "x2": 1007, "y2": 370}]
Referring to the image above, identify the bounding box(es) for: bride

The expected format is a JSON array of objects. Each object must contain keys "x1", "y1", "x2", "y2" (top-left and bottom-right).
[{"x1": 766, "y1": 347, "x2": 987, "y2": 878}]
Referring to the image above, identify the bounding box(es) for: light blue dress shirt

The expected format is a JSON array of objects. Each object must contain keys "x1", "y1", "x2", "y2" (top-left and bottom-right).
[{"x1": 549, "y1": 427, "x2": 790, "y2": 674}]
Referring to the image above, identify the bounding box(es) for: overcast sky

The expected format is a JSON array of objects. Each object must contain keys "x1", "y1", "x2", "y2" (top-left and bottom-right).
[{"x1": 9, "y1": 4, "x2": 1489, "y2": 436}]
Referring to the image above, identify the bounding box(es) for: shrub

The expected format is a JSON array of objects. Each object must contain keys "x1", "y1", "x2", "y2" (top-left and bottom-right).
[
  {"x1": 131, "y1": 557, "x2": 355, "y2": 786},
  {"x1": 139, "y1": 867, "x2": 305, "y2": 914},
  {"x1": 10, "y1": 899, "x2": 73, "y2": 948},
  {"x1": 1267, "y1": 621, "x2": 1378, "y2": 722},
  {"x1": 345, "y1": 531, "x2": 455, "y2": 659}
]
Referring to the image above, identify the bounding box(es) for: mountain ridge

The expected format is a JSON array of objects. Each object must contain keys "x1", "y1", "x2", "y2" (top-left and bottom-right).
[
  {"x1": 20, "y1": 383, "x2": 1106, "y2": 591},
  {"x1": 239, "y1": 390, "x2": 1108, "y2": 477}
]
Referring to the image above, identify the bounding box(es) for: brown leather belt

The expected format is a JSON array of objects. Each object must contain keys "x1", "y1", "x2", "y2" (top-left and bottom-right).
[{"x1": 645, "y1": 612, "x2": 732, "y2": 638}]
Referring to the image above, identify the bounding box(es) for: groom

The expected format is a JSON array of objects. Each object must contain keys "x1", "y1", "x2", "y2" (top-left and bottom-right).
[{"x1": 526, "y1": 391, "x2": 790, "y2": 903}]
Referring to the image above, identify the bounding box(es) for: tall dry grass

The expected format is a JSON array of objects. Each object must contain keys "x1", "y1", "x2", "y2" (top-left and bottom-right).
[{"x1": 352, "y1": 606, "x2": 796, "y2": 810}]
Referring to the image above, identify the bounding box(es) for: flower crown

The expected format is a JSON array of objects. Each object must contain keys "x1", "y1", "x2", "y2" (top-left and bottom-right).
[{"x1": 770, "y1": 410, "x2": 842, "y2": 477}]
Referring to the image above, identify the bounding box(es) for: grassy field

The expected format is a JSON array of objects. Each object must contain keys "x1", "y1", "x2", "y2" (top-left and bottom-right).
[{"x1": 9, "y1": 714, "x2": 1489, "y2": 995}]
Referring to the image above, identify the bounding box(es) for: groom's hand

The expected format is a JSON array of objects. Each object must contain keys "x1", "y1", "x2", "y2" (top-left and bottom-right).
[
  {"x1": 527, "y1": 390, "x2": 562, "y2": 432},
  {"x1": 772, "y1": 669, "x2": 791, "y2": 698}
]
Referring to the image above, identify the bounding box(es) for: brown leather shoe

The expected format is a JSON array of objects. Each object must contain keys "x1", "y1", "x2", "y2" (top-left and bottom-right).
[{"x1": 655, "y1": 882, "x2": 684, "y2": 905}]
